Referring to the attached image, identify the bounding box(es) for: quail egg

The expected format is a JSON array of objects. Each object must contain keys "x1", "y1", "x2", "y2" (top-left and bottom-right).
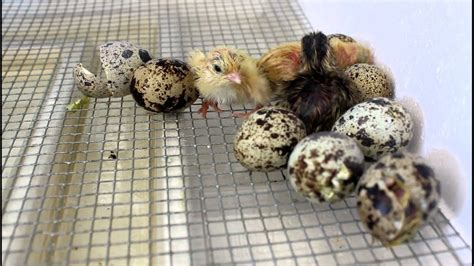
[
  {"x1": 345, "y1": 63, "x2": 394, "y2": 104},
  {"x1": 287, "y1": 131, "x2": 365, "y2": 203},
  {"x1": 332, "y1": 97, "x2": 413, "y2": 160},
  {"x1": 130, "y1": 59, "x2": 199, "y2": 113},
  {"x1": 73, "y1": 41, "x2": 152, "y2": 98},
  {"x1": 233, "y1": 107, "x2": 306, "y2": 171},
  {"x1": 357, "y1": 151, "x2": 441, "y2": 247}
]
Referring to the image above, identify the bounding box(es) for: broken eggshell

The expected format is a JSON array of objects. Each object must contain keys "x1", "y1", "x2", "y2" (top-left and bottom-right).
[
  {"x1": 357, "y1": 151, "x2": 441, "y2": 247},
  {"x1": 73, "y1": 41, "x2": 152, "y2": 98}
]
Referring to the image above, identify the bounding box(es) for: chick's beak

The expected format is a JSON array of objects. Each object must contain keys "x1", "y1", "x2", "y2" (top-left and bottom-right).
[{"x1": 226, "y1": 72, "x2": 241, "y2": 84}]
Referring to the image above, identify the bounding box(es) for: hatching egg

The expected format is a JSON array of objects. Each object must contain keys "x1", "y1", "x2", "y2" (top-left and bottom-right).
[
  {"x1": 73, "y1": 41, "x2": 152, "y2": 98},
  {"x1": 233, "y1": 107, "x2": 306, "y2": 171},
  {"x1": 357, "y1": 151, "x2": 441, "y2": 247},
  {"x1": 287, "y1": 131, "x2": 365, "y2": 203},
  {"x1": 345, "y1": 63, "x2": 395, "y2": 104},
  {"x1": 130, "y1": 59, "x2": 199, "y2": 113},
  {"x1": 332, "y1": 97, "x2": 413, "y2": 160}
]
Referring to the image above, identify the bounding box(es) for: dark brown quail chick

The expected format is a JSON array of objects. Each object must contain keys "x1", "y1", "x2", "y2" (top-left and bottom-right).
[{"x1": 283, "y1": 31, "x2": 356, "y2": 134}]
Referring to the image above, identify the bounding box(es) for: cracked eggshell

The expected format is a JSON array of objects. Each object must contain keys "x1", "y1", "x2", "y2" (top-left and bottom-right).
[
  {"x1": 73, "y1": 64, "x2": 111, "y2": 98},
  {"x1": 357, "y1": 151, "x2": 441, "y2": 247},
  {"x1": 332, "y1": 97, "x2": 414, "y2": 160},
  {"x1": 73, "y1": 41, "x2": 152, "y2": 98},
  {"x1": 130, "y1": 59, "x2": 199, "y2": 112},
  {"x1": 345, "y1": 63, "x2": 395, "y2": 104},
  {"x1": 99, "y1": 41, "x2": 152, "y2": 96},
  {"x1": 288, "y1": 131, "x2": 365, "y2": 203},
  {"x1": 233, "y1": 107, "x2": 307, "y2": 171}
]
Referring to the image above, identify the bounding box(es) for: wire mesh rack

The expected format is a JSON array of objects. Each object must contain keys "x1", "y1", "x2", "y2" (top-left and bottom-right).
[{"x1": 2, "y1": 0, "x2": 472, "y2": 265}]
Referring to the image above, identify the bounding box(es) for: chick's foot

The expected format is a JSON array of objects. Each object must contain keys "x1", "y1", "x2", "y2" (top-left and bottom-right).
[
  {"x1": 197, "y1": 100, "x2": 223, "y2": 118},
  {"x1": 209, "y1": 101, "x2": 224, "y2": 112},
  {"x1": 197, "y1": 101, "x2": 210, "y2": 118}
]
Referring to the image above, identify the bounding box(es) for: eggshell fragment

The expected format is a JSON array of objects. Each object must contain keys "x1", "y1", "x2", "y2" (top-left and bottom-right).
[
  {"x1": 73, "y1": 64, "x2": 111, "y2": 98},
  {"x1": 73, "y1": 41, "x2": 152, "y2": 98}
]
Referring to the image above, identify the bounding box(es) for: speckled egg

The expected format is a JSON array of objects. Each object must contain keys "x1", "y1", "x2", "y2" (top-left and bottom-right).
[
  {"x1": 130, "y1": 59, "x2": 199, "y2": 112},
  {"x1": 345, "y1": 63, "x2": 395, "y2": 104},
  {"x1": 73, "y1": 41, "x2": 152, "y2": 98},
  {"x1": 357, "y1": 151, "x2": 441, "y2": 247},
  {"x1": 287, "y1": 131, "x2": 365, "y2": 203},
  {"x1": 332, "y1": 97, "x2": 413, "y2": 160},
  {"x1": 233, "y1": 107, "x2": 306, "y2": 171}
]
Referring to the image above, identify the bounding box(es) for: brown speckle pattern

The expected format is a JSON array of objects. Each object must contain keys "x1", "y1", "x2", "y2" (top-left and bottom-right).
[
  {"x1": 332, "y1": 97, "x2": 413, "y2": 160},
  {"x1": 130, "y1": 59, "x2": 199, "y2": 113},
  {"x1": 345, "y1": 63, "x2": 395, "y2": 104},
  {"x1": 287, "y1": 131, "x2": 364, "y2": 203},
  {"x1": 356, "y1": 151, "x2": 441, "y2": 247},
  {"x1": 233, "y1": 107, "x2": 306, "y2": 171}
]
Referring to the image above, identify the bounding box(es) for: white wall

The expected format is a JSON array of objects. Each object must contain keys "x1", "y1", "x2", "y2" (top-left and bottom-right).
[{"x1": 299, "y1": 0, "x2": 472, "y2": 246}]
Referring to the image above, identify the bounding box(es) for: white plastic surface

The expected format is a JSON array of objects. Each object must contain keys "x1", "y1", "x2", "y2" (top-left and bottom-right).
[{"x1": 299, "y1": 0, "x2": 472, "y2": 247}]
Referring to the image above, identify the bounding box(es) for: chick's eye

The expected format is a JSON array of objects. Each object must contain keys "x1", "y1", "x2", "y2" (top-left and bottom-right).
[{"x1": 213, "y1": 64, "x2": 222, "y2": 73}]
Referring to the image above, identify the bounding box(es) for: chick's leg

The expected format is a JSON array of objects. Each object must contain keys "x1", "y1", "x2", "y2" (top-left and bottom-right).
[
  {"x1": 197, "y1": 100, "x2": 223, "y2": 118},
  {"x1": 232, "y1": 104, "x2": 264, "y2": 119},
  {"x1": 208, "y1": 101, "x2": 224, "y2": 112},
  {"x1": 197, "y1": 101, "x2": 210, "y2": 118}
]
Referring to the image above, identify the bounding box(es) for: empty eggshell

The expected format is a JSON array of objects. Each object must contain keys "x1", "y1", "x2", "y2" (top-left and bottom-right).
[
  {"x1": 73, "y1": 41, "x2": 152, "y2": 98},
  {"x1": 345, "y1": 63, "x2": 395, "y2": 104},
  {"x1": 357, "y1": 151, "x2": 441, "y2": 247},
  {"x1": 287, "y1": 131, "x2": 365, "y2": 203},
  {"x1": 233, "y1": 107, "x2": 306, "y2": 171},
  {"x1": 130, "y1": 59, "x2": 199, "y2": 112},
  {"x1": 332, "y1": 97, "x2": 413, "y2": 160},
  {"x1": 99, "y1": 41, "x2": 153, "y2": 96},
  {"x1": 73, "y1": 64, "x2": 111, "y2": 98}
]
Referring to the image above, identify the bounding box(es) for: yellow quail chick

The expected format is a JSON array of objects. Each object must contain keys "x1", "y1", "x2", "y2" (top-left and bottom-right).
[{"x1": 187, "y1": 47, "x2": 271, "y2": 118}]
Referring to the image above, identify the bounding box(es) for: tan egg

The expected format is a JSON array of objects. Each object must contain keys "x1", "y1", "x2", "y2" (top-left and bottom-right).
[
  {"x1": 130, "y1": 59, "x2": 199, "y2": 112},
  {"x1": 233, "y1": 107, "x2": 307, "y2": 171},
  {"x1": 357, "y1": 151, "x2": 441, "y2": 247},
  {"x1": 288, "y1": 131, "x2": 365, "y2": 203},
  {"x1": 345, "y1": 63, "x2": 395, "y2": 104}
]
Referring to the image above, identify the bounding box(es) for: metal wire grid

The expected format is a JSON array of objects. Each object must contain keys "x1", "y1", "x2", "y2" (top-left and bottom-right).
[{"x1": 1, "y1": 0, "x2": 472, "y2": 265}]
